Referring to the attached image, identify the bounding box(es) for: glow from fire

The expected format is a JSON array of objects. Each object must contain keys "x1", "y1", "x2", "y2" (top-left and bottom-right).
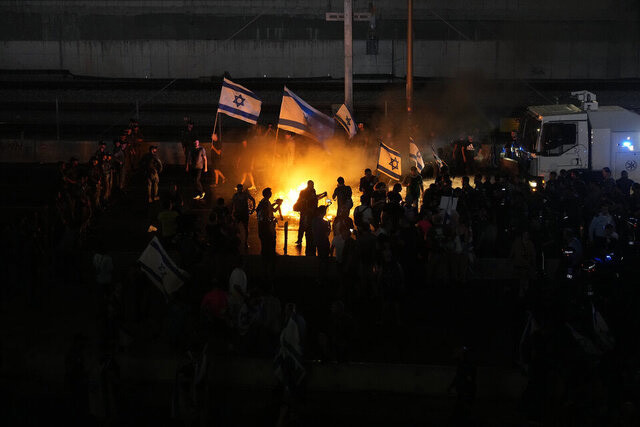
[
  {"x1": 273, "y1": 181, "x2": 338, "y2": 223},
  {"x1": 274, "y1": 182, "x2": 306, "y2": 218}
]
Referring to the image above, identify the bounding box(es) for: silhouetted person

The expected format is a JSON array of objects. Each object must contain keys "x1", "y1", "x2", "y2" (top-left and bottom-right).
[
  {"x1": 180, "y1": 120, "x2": 198, "y2": 164},
  {"x1": 231, "y1": 183, "x2": 255, "y2": 249},
  {"x1": 186, "y1": 139, "x2": 208, "y2": 200},
  {"x1": 256, "y1": 187, "x2": 282, "y2": 271},
  {"x1": 140, "y1": 145, "x2": 162, "y2": 203},
  {"x1": 617, "y1": 170, "x2": 634, "y2": 197},
  {"x1": 402, "y1": 166, "x2": 423, "y2": 208},
  {"x1": 332, "y1": 176, "x2": 353, "y2": 217},
  {"x1": 295, "y1": 180, "x2": 326, "y2": 256},
  {"x1": 210, "y1": 132, "x2": 226, "y2": 187},
  {"x1": 359, "y1": 168, "x2": 377, "y2": 200}
]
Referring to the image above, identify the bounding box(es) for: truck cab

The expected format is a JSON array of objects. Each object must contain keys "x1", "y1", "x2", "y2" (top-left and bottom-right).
[{"x1": 523, "y1": 91, "x2": 640, "y2": 182}]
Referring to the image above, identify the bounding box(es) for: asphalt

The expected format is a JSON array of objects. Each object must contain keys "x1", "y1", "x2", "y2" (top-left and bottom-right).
[
  {"x1": 0, "y1": 162, "x2": 526, "y2": 364},
  {"x1": 5, "y1": 380, "x2": 526, "y2": 427},
  {"x1": 0, "y1": 162, "x2": 530, "y2": 426}
]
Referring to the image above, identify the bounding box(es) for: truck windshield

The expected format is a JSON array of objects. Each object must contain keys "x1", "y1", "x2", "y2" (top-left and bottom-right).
[{"x1": 520, "y1": 114, "x2": 541, "y2": 152}]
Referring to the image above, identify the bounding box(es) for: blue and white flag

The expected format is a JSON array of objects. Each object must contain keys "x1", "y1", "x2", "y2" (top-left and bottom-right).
[
  {"x1": 430, "y1": 144, "x2": 446, "y2": 168},
  {"x1": 335, "y1": 104, "x2": 357, "y2": 139},
  {"x1": 409, "y1": 140, "x2": 425, "y2": 172},
  {"x1": 377, "y1": 142, "x2": 402, "y2": 180},
  {"x1": 217, "y1": 78, "x2": 262, "y2": 125},
  {"x1": 138, "y1": 237, "x2": 189, "y2": 297},
  {"x1": 278, "y1": 86, "x2": 335, "y2": 142}
]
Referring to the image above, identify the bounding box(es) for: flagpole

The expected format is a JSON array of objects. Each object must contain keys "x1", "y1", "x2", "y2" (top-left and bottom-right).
[
  {"x1": 219, "y1": 113, "x2": 223, "y2": 143},
  {"x1": 406, "y1": 0, "x2": 414, "y2": 171},
  {"x1": 344, "y1": 0, "x2": 353, "y2": 111},
  {"x1": 272, "y1": 127, "x2": 279, "y2": 167},
  {"x1": 212, "y1": 112, "x2": 219, "y2": 139}
]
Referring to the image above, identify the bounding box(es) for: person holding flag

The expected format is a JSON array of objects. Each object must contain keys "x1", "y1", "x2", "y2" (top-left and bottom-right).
[
  {"x1": 213, "y1": 77, "x2": 261, "y2": 187},
  {"x1": 210, "y1": 128, "x2": 226, "y2": 187}
]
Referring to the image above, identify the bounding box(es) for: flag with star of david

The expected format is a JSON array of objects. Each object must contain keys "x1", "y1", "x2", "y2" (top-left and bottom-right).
[
  {"x1": 377, "y1": 142, "x2": 402, "y2": 180},
  {"x1": 138, "y1": 237, "x2": 189, "y2": 299},
  {"x1": 335, "y1": 104, "x2": 357, "y2": 139},
  {"x1": 409, "y1": 139, "x2": 425, "y2": 172},
  {"x1": 278, "y1": 86, "x2": 335, "y2": 142},
  {"x1": 217, "y1": 78, "x2": 262, "y2": 125}
]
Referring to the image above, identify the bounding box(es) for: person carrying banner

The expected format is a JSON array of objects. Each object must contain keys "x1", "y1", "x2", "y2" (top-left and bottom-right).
[{"x1": 186, "y1": 139, "x2": 207, "y2": 200}]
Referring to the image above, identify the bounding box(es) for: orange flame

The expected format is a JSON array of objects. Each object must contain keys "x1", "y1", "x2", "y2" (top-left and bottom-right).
[{"x1": 274, "y1": 181, "x2": 337, "y2": 222}]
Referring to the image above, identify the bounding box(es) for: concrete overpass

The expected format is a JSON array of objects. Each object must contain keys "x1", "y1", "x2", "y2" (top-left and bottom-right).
[{"x1": 1, "y1": 0, "x2": 639, "y2": 80}]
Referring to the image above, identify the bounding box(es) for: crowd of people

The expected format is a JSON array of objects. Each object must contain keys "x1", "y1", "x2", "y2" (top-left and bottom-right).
[
  {"x1": 188, "y1": 139, "x2": 640, "y2": 423},
  {"x1": 190, "y1": 158, "x2": 640, "y2": 424},
  {"x1": 3, "y1": 115, "x2": 640, "y2": 426}
]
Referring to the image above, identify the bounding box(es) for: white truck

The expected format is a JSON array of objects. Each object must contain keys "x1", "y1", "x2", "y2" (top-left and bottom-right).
[{"x1": 521, "y1": 91, "x2": 640, "y2": 181}]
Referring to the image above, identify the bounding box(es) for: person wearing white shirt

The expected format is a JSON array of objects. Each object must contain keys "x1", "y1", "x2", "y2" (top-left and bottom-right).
[{"x1": 588, "y1": 205, "x2": 615, "y2": 241}]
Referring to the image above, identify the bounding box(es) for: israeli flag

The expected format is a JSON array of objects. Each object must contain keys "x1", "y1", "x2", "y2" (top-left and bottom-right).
[
  {"x1": 409, "y1": 140, "x2": 425, "y2": 172},
  {"x1": 430, "y1": 144, "x2": 446, "y2": 168},
  {"x1": 377, "y1": 142, "x2": 402, "y2": 180},
  {"x1": 138, "y1": 237, "x2": 189, "y2": 298},
  {"x1": 335, "y1": 104, "x2": 357, "y2": 139},
  {"x1": 278, "y1": 86, "x2": 335, "y2": 142},
  {"x1": 217, "y1": 78, "x2": 262, "y2": 125}
]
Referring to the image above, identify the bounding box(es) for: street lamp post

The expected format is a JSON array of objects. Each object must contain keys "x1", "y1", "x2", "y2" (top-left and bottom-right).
[
  {"x1": 344, "y1": 0, "x2": 353, "y2": 111},
  {"x1": 406, "y1": 0, "x2": 413, "y2": 130}
]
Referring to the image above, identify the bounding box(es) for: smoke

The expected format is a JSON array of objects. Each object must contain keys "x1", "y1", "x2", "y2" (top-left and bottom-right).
[
  {"x1": 362, "y1": 73, "x2": 499, "y2": 155},
  {"x1": 247, "y1": 131, "x2": 372, "y2": 216},
  {"x1": 234, "y1": 75, "x2": 502, "y2": 214}
]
